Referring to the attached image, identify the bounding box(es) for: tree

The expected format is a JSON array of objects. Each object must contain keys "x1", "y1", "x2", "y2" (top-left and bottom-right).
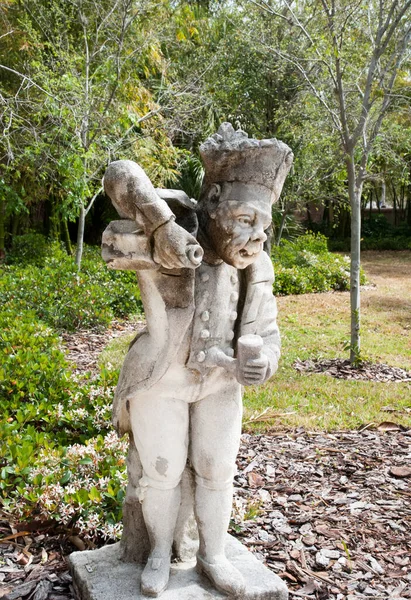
[
  {"x1": 1, "y1": 0, "x2": 186, "y2": 266},
  {"x1": 250, "y1": 0, "x2": 411, "y2": 362}
]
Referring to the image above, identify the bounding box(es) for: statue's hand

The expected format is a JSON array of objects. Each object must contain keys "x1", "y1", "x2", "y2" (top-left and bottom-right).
[
  {"x1": 153, "y1": 220, "x2": 203, "y2": 270},
  {"x1": 236, "y1": 353, "x2": 269, "y2": 386}
]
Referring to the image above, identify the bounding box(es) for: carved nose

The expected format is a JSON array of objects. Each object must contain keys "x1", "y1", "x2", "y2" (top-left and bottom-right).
[{"x1": 251, "y1": 229, "x2": 267, "y2": 243}]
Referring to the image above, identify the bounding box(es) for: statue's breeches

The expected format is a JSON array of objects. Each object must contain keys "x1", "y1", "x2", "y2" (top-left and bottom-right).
[{"x1": 127, "y1": 365, "x2": 243, "y2": 496}]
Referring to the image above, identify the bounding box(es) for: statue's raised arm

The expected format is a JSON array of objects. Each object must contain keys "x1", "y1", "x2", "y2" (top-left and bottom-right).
[{"x1": 103, "y1": 160, "x2": 203, "y2": 270}]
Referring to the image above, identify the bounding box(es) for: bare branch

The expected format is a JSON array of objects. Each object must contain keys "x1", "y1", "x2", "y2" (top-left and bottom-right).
[
  {"x1": 84, "y1": 186, "x2": 103, "y2": 216},
  {"x1": 0, "y1": 65, "x2": 56, "y2": 99},
  {"x1": 0, "y1": 30, "x2": 14, "y2": 41},
  {"x1": 249, "y1": 0, "x2": 292, "y2": 23}
]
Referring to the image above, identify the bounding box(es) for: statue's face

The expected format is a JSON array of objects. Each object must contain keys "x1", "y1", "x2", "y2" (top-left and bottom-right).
[{"x1": 206, "y1": 183, "x2": 272, "y2": 269}]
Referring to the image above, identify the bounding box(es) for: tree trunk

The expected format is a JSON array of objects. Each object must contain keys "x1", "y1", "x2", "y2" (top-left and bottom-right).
[
  {"x1": 0, "y1": 197, "x2": 5, "y2": 261},
  {"x1": 49, "y1": 198, "x2": 61, "y2": 240},
  {"x1": 11, "y1": 213, "x2": 19, "y2": 239},
  {"x1": 61, "y1": 217, "x2": 73, "y2": 256},
  {"x1": 75, "y1": 204, "x2": 85, "y2": 269},
  {"x1": 347, "y1": 155, "x2": 362, "y2": 364},
  {"x1": 381, "y1": 180, "x2": 386, "y2": 208},
  {"x1": 392, "y1": 184, "x2": 397, "y2": 226},
  {"x1": 275, "y1": 208, "x2": 288, "y2": 246},
  {"x1": 369, "y1": 188, "x2": 373, "y2": 221}
]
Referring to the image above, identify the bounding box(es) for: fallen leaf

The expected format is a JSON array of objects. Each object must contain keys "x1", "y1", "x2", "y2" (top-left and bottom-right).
[
  {"x1": 377, "y1": 421, "x2": 401, "y2": 432},
  {"x1": 389, "y1": 466, "x2": 411, "y2": 478},
  {"x1": 291, "y1": 580, "x2": 321, "y2": 596},
  {"x1": 247, "y1": 472, "x2": 265, "y2": 487}
]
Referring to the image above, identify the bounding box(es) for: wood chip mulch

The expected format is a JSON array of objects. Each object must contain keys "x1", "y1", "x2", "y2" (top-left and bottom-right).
[
  {"x1": 60, "y1": 320, "x2": 143, "y2": 376},
  {"x1": 0, "y1": 521, "x2": 76, "y2": 600},
  {"x1": 294, "y1": 358, "x2": 411, "y2": 382},
  {"x1": 232, "y1": 428, "x2": 411, "y2": 599}
]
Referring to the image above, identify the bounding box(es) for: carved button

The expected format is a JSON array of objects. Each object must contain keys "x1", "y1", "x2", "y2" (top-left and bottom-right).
[
  {"x1": 201, "y1": 273, "x2": 210, "y2": 283},
  {"x1": 227, "y1": 330, "x2": 235, "y2": 341},
  {"x1": 197, "y1": 351, "x2": 206, "y2": 363},
  {"x1": 225, "y1": 348, "x2": 234, "y2": 358},
  {"x1": 200, "y1": 329, "x2": 210, "y2": 339},
  {"x1": 230, "y1": 291, "x2": 239, "y2": 302},
  {"x1": 231, "y1": 274, "x2": 238, "y2": 284},
  {"x1": 201, "y1": 311, "x2": 210, "y2": 322},
  {"x1": 230, "y1": 311, "x2": 238, "y2": 321}
]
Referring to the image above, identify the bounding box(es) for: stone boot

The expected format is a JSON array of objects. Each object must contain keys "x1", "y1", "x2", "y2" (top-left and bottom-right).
[
  {"x1": 196, "y1": 554, "x2": 245, "y2": 597},
  {"x1": 141, "y1": 555, "x2": 171, "y2": 597}
]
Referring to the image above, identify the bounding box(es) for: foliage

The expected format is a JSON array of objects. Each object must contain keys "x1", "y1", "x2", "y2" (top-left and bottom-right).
[
  {"x1": 362, "y1": 215, "x2": 411, "y2": 240},
  {"x1": 7, "y1": 233, "x2": 49, "y2": 266},
  {"x1": 272, "y1": 233, "x2": 365, "y2": 295},
  {"x1": 360, "y1": 236, "x2": 411, "y2": 251},
  {"x1": 0, "y1": 236, "x2": 145, "y2": 539},
  {"x1": 1, "y1": 240, "x2": 142, "y2": 330},
  {"x1": 0, "y1": 305, "x2": 126, "y2": 539},
  {"x1": 0, "y1": 0, "x2": 184, "y2": 265},
  {"x1": 329, "y1": 216, "x2": 411, "y2": 251}
]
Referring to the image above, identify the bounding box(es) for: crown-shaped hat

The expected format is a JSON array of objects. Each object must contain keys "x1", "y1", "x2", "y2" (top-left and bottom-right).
[{"x1": 200, "y1": 123, "x2": 293, "y2": 203}]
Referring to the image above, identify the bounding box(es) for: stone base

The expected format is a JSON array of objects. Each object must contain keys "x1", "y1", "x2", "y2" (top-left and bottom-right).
[{"x1": 68, "y1": 535, "x2": 288, "y2": 600}]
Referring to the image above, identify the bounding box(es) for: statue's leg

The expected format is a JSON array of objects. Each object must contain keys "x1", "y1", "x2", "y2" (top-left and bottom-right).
[
  {"x1": 120, "y1": 433, "x2": 150, "y2": 564},
  {"x1": 172, "y1": 464, "x2": 199, "y2": 562},
  {"x1": 129, "y1": 394, "x2": 189, "y2": 597},
  {"x1": 190, "y1": 381, "x2": 245, "y2": 597}
]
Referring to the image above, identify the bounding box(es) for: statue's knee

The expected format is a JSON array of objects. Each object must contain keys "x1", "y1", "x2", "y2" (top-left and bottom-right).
[
  {"x1": 195, "y1": 474, "x2": 232, "y2": 491},
  {"x1": 193, "y1": 455, "x2": 235, "y2": 490},
  {"x1": 137, "y1": 473, "x2": 183, "y2": 501},
  {"x1": 137, "y1": 455, "x2": 186, "y2": 500}
]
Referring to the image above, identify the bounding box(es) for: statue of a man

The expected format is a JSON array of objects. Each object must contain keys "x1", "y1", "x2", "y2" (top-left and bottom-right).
[{"x1": 102, "y1": 123, "x2": 293, "y2": 597}]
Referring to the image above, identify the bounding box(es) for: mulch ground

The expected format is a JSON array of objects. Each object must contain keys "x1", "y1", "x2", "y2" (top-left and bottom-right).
[
  {"x1": 294, "y1": 358, "x2": 411, "y2": 383},
  {"x1": 1, "y1": 325, "x2": 410, "y2": 600},
  {"x1": 60, "y1": 320, "x2": 141, "y2": 376},
  {"x1": 233, "y1": 429, "x2": 411, "y2": 599}
]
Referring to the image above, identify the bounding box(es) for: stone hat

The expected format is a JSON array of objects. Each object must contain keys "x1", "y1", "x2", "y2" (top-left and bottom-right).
[{"x1": 199, "y1": 123, "x2": 293, "y2": 203}]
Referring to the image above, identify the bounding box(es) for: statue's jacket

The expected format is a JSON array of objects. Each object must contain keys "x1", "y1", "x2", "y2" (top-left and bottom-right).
[{"x1": 102, "y1": 199, "x2": 281, "y2": 435}]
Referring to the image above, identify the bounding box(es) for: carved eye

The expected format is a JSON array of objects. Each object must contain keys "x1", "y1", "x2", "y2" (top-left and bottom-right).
[{"x1": 237, "y1": 215, "x2": 252, "y2": 225}]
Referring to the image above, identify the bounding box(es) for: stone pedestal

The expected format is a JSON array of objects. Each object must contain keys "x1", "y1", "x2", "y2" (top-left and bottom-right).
[{"x1": 69, "y1": 535, "x2": 288, "y2": 600}]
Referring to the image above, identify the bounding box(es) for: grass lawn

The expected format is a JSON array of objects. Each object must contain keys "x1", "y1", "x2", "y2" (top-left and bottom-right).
[{"x1": 101, "y1": 251, "x2": 411, "y2": 432}]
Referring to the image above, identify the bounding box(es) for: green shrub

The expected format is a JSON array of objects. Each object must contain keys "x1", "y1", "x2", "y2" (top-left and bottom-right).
[
  {"x1": 328, "y1": 215, "x2": 411, "y2": 252},
  {"x1": 361, "y1": 236, "x2": 411, "y2": 251},
  {"x1": 272, "y1": 232, "x2": 364, "y2": 295},
  {"x1": 6, "y1": 233, "x2": 49, "y2": 266},
  {"x1": 0, "y1": 308, "x2": 122, "y2": 538},
  {"x1": 0, "y1": 239, "x2": 142, "y2": 539},
  {"x1": 0, "y1": 242, "x2": 142, "y2": 331},
  {"x1": 5, "y1": 431, "x2": 127, "y2": 541},
  {"x1": 0, "y1": 309, "x2": 114, "y2": 444}
]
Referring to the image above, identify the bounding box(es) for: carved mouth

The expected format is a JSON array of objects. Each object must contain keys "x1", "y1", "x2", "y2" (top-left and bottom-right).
[{"x1": 239, "y1": 249, "x2": 256, "y2": 258}]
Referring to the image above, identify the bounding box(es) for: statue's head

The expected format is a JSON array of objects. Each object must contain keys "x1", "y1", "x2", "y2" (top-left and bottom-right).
[{"x1": 199, "y1": 123, "x2": 293, "y2": 269}]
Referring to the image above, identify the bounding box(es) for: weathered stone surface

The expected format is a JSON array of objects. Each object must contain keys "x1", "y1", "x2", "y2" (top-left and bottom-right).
[
  {"x1": 94, "y1": 123, "x2": 293, "y2": 597},
  {"x1": 69, "y1": 535, "x2": 288, "y2": 600}
]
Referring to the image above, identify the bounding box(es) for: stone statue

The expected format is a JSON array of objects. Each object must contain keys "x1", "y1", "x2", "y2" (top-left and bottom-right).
[{"x1": 100, "y1": 123, "x2": 293, "y2": 598}]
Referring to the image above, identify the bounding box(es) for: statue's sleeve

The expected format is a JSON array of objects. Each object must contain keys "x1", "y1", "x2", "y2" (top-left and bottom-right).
[
  {"x1": 101, "y1": 217, "x2": 158, "y2": 271},
  {"x1": 103, "y1": 160, "x2": 175, "y2": 238},
  {"x1": 240, "y1": 252, "x2": 281, "y2": 380}
]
